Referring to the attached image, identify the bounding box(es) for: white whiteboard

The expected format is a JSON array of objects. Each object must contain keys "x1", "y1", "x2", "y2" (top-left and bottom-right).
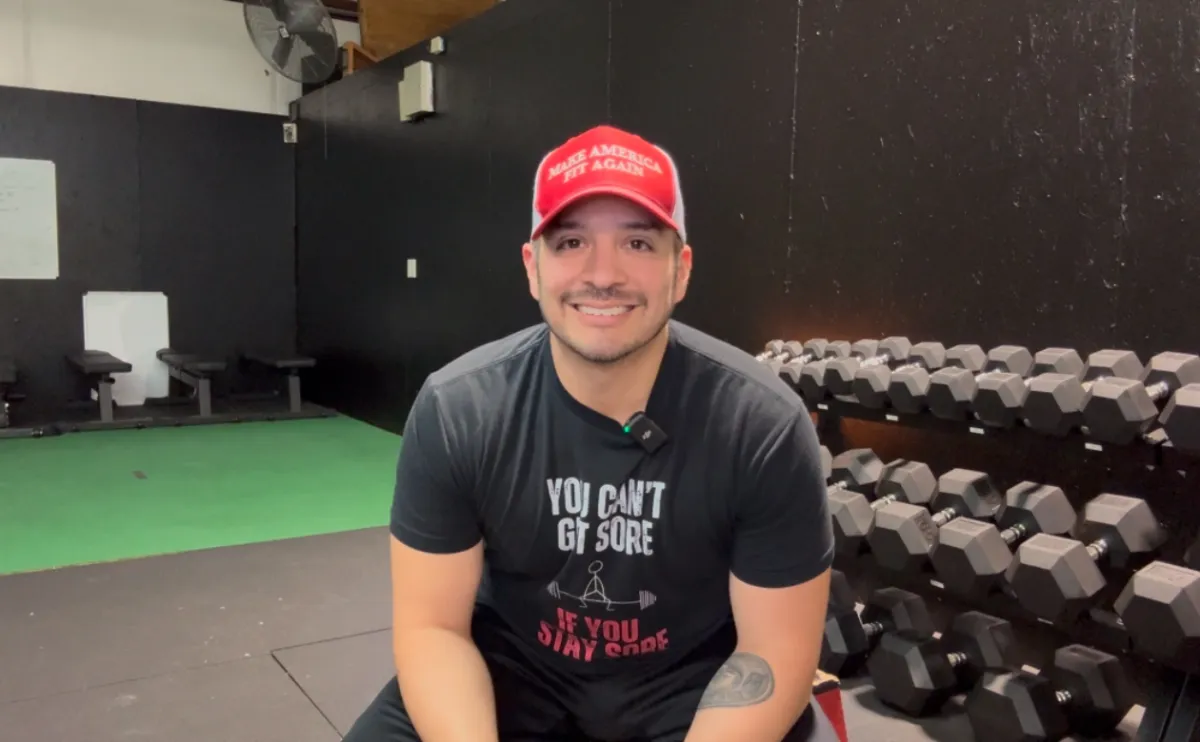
[
  {"x1": 0, "y1": 157, "x2": 60, "y2": 280},
  {"x1": 82, "y1": 291, "x2": 171, "y2": 407}
]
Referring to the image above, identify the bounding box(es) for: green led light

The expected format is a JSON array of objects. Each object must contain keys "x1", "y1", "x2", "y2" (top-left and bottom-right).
[{"x1": 623, "y1": 426, "x2": 631, "y2": 433}]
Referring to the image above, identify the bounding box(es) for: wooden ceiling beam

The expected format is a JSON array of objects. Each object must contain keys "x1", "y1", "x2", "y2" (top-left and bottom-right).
[{"x1": 358, "y1": 0, "x2": 495, "y2": 60}]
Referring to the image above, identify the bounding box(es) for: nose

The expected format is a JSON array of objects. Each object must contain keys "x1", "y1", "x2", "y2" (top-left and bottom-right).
[{"x1": 581, "y1": 237, "x2": 625, "y2": 288}]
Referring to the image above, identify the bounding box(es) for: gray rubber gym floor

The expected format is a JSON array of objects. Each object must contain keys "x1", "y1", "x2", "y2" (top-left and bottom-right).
[{"x1": 0, "y1": 527, "x2": 1146, "y2": 741}]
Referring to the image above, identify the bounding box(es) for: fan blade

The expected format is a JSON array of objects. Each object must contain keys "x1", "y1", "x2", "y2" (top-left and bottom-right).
[
  {"x1": 284, "y1": 3, "x2": 327, "y2": 34},
  {"x1": 272, "y1": 35, "x2": 295, "y2": 70},
  {"x1": 296, "y1": 30, "x2": 337, "y2": 62},
  {"x1": 269, "y1": 0, "x2": 291, "y2": 24}
]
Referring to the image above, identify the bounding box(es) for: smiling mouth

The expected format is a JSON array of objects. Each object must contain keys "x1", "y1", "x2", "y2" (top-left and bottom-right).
[{"x1": 571, "y1": 304, "x2": 635, "y2": 316}]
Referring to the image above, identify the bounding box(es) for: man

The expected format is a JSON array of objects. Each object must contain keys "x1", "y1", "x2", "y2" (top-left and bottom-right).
[{"x1": 344, "y1": 124, "x2": 837, "y2": 741}]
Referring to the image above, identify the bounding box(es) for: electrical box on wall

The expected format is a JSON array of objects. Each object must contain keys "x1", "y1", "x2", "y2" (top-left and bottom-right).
[{"x1": 398, "y1": 61, "x2": 435, "y2": 122}]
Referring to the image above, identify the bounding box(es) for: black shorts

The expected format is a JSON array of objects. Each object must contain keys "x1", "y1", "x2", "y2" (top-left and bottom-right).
[{"x1": 343, "y1": 611, "x2": 839, "y2": 742}]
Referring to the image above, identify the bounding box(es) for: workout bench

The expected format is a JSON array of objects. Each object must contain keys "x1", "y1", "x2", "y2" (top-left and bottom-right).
[
  {"x1": 63, "y1": 350, "x2": 151, "y2": 431},
  {"x1": 240, "y1": 352, "x2": 331, "y2": 418},
  {"x1": 155, "y1": 348, "x2": 227, "y2": 418}
]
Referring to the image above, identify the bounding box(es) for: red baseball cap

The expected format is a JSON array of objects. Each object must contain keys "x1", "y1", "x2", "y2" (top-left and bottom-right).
[{"x1": 530, "y1": 124, "x2": 687, "y2": 242}]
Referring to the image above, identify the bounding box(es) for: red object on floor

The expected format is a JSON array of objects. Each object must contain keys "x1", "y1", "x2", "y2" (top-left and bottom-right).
[{"x1": 813, "y1": 670, "x2": 849, "y2": 742}]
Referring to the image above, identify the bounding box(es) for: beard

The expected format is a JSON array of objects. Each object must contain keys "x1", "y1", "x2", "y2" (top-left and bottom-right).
[
  {"x1": 544, "y1": 306, "x2": 673, "y2": 365},
  {"x1": 539, "y1": 280, "x2": 675, "y2": 365}
]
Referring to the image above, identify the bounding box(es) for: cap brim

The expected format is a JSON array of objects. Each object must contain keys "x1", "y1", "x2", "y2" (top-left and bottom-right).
[{"x1": 530, "y1": 184, "x2": 681, "y2": 240}]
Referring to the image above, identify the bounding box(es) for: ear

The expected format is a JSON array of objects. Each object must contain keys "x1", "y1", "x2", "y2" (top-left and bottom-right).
[
  {"x1": 522, "y1": 241, "x2": 540, "y2": 300},
  {"x1": 673, "y1": 243, "x2": 694, "y2": 302}
]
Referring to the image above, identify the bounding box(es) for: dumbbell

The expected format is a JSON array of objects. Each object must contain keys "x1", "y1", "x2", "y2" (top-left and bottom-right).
[
  {"x1": 852, "y1": 342, "x2": 946, "y2": 409},
  {"x1": 972, "y1": 348, "x2": 1084, "y2": 429},
  {"x1": 828, "y1": 568, "x2": 857, "y2": 613},
  {"x1": 928, "y1": 345, "x2": 1035, "y2": 422},
  {"x1": 930, "y1": 482, "x2": 1077, "y2": 598},
  {"x1": 868, "y1": 469, "x2": 1002, "y2": 575},
  {"x1": 753, "y1": 340, "x2": 789, "y2": 362},
  {"x1": 822, "y1": 448, "x2": 885, "y2": 502},
  {"x1": 779, "y1": 342, "x2": 851, "y2": 389},
  {"x1": 889, "y1": 343, "x2": 987, "y2": 416},
  {"x1": 868, "y1": 611, "x2": 1018, "y2": 717},
  {"x1": 1113, "y1": 561, "x2": 1200, "y2": 672},
  {"x1": 823, "y1": 337, "x2": 911, "y2": 397},
  {"x1": 798, "y1": 341, "x2": 877, "y2": 404},
  {"x1": 1161, "y1": 384, "x2": 1200, "y2": 455},
  {"x1": 820, "y1": 587, "x2": 933, "y2": 677},
  {"x1": 829, "y1": 459, "x2": 937, "y2": 559},
  {"x1": 1006, "y1": 493, "x2": 1165, "y2": 623},
  {"x1": 763, "y1": 339, "x2": 831, "y2": 377},
  {"x1": 964, "y1": 644, "x2": 1134, "y2": 742},
  {"x1": 1022, "y1": 349, "x2": 1144, "y2": 436},
  {"x1": 1083, "y1": 351, "x2": 1200, "y2": 445}
]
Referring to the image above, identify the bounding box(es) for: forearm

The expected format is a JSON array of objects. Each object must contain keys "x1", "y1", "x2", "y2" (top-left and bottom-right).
[
  {"x1": 683, "y1": 650, "x2": 812, "y2": 742},
  {"x1": 393, "y1": 627, "x2": 498, "y2": 742}
]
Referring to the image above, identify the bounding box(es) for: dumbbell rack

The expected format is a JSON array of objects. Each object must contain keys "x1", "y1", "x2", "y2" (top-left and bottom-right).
[{"x1": 811, "y1": 397, "x2": 1200, "y2": 742}]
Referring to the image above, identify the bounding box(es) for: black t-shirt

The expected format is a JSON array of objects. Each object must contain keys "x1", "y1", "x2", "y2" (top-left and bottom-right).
[{"x1": 390, "y1": 320, "x2": 833, "y2": 679}]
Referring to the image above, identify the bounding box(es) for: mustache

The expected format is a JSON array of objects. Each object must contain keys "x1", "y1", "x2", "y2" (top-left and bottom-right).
[{"x1": 563, "y1": 288, "x2": 644, "y2": 304}]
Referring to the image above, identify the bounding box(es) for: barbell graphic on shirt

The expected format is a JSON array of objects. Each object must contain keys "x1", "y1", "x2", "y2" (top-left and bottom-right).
[{"x1": 546, "y1": 560, "x2": 658, "y2": 611}]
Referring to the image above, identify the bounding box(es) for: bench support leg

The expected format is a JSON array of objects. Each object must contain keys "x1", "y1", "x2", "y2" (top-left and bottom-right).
[
  {"x1": 98, "y1": 377, "x2": 116, "y2": 423},
  {"x1": 198, "y1": 377, "x2": 213, "y2": 417},
  {"x1": 287, "y1": 373, "x2": 302, "y2": 414}
]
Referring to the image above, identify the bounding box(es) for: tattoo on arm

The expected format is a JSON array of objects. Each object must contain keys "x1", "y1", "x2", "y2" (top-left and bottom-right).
[{"x1": 696, "y1": 652, "x2": 776, "y2": 709}]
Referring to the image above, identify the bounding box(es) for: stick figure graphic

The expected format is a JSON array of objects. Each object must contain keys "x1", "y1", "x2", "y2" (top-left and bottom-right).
[
  {"x1": 577, "y1": 561, "x2": 609, "y2": 609},
  {"x1": 547, "y1": 561, "x2": 658, "y2": 611}
]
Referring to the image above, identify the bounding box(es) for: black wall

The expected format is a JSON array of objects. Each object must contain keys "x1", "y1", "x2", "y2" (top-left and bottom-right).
[
  {"x1": 295, "y1": 0, "x2": 1200, "y2": 429},
  {"x1": 293, "y1": 0, "x2": 1200, "y2": 470},
  {"x1": 0, "y1": 86, "x2": 296, "y2": 421}
]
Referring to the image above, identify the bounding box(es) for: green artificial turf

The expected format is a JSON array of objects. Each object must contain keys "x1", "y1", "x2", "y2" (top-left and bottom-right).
[{"x1": 0, "y1": 416, "x2": 400, "y2": 575}]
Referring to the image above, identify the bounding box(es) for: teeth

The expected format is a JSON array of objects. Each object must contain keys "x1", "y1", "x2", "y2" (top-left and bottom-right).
[{"x1": 577, "y1": 306, "x2": 629, "y2": 316}]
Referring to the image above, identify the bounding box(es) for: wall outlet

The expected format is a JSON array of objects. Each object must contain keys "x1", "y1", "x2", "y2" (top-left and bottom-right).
[{"x1": 406, "y1": 258, "x2": 417, "y2": 278}]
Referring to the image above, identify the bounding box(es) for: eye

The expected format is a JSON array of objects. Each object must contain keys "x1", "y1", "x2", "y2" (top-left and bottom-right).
[
  {"x1": 628, "y1": 238, "x2": 653, "y2": 252},
  {"x1": 554, "y1": 237, "x2": 584, "y2": 251}
]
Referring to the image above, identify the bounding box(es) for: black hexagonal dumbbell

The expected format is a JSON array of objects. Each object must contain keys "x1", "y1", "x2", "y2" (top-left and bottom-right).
[
  {"x1": 1113, "y1": 560, "x2": 1200, "y2": 673},
  {"x1": 821, "y1": 587, "x2": 933, "y2": 678},
  {"x1": 889, "y1": 343, "x2": 987, "y2": 416},
  {"x1": 753, "y1": 339, "x2": 788, "y2": 362},
  {"x1": 829, "y1": 459, "x2": 937, "y2": 559},
  {"x1": 1006, "y1": 493, "x2": 1166, "y2": 623},
  {"x1": 928, "y1": 345, "x2": 1035, "y2": 422},
  {"x1": 973, "y1": 348, "x2": 1084, "y2": 429},
  {"x1": 828, "y1": 568, "x2": 856, "y2": 611},
  {"x1": 763, "y1": 338, "x2": 832, "y2": 379},
  {"x1": 964, "y1": 644, "x2": 1134, "y2": 742},
  {"x1": 823, "y1": 447, "x2": 885, "y2": 500},
  {"x1": 1022, "y1": 349, "x2": 1144, "y2": 436},
  {"x1": 824, "y1": 336, "x2": 911, "y2": 398},
  {"x1": 868, "y1": 468, "x2": 1002, "y2": 575},
  {"x1": 1083, "y1": 351, "x2": 1200, "y2": 445},
  {"x1": 868, "y1": 611, "x2": 1018, "y2": 717},
  {"x1": 793, "y1": 342, "x2": 854, "y2": 402},
  {"x1": 802, "y1": 339, "x2": 879, "y2": 402},
  {"x1": 930, "y1": 481, "x2": 1077, "y2": 599},
  {"x1": 1160, "y1": 383, "x2": 1200, "y2": 455},
  {"x1": 852, "y1": 342, "x2": 947, "y2": 409}
]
